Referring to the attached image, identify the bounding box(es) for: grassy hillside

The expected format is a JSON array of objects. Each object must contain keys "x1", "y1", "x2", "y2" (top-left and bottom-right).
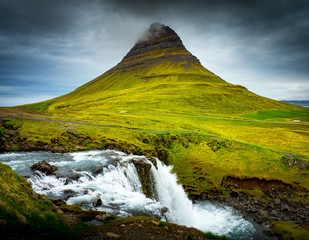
[
  {"x1": 0, "y1": 162, "x2": 73, "y2": 239},
  {"x1": 38, "y1": 81, "x2": 292, "y2": 117}
]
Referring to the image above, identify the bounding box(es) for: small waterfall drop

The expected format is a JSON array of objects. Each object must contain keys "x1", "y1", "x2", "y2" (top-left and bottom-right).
[{"x1": 0, "y1": 150, "x2": 257, "y2": 239}]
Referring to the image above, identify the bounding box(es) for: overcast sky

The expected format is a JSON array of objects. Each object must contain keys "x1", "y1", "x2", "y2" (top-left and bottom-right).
[{"x1": 1, "y1": 0, "x2": 309, "y2": 107}]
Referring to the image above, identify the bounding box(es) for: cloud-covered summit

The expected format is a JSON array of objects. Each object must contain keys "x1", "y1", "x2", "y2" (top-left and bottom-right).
[{"x1": 139, "y1": 23, "x2": 165, "y2": 42}]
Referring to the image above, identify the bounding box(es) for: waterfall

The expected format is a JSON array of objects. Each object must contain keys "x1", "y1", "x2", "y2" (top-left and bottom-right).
[
  {"x1": 150, "y1": 160, "x2": 196, "y2": 225},
  {"x1": 0, "y1": 150, "x2": 257, "y2": 239}
]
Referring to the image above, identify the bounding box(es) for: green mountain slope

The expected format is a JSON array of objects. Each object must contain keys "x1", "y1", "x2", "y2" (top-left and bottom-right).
[{"x1": 24, "y1": 23, "x2": 294, "y2": 117}]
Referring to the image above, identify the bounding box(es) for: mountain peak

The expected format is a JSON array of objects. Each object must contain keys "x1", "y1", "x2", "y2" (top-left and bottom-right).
[
  {"x1": 121, "y1": 23, "x2": 199, "y2": 66},
  {"x1": 137, "y1": 23, "x2": 178, "y2": 43}
]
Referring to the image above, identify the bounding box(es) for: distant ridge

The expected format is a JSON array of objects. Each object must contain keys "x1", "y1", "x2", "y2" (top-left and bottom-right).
[
  {"x1": 24, "y1": 23, "x2": 294, "y2": 116},
  {"x1": 281, "y1": 100, "x2": 309, "y2": 107}
]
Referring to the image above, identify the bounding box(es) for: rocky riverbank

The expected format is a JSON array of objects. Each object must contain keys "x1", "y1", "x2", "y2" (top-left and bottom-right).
[
  {"x1": 192, "y1": 176, "x2": 309, "y2": 237},
  {"x1": 52, "y1": 201, "x2": 220, "y2": 240}
]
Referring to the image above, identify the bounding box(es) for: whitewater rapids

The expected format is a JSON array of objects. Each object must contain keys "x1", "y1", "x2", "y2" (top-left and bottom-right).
[{"x1": 0, "y1": 150, "x2": 257, "y2": 239}]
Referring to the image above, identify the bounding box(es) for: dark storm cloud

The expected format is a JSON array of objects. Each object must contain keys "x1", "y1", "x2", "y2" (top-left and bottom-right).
[
  {"x1": 0, "y1": 0, "x2": 86, "y2": 36},
  {"x1": 106, "y1": 0, "x2": 309, "y2": 68},
  {"x1": 0, "y1": 0, "x2": 103, "y2": 106},
  {"x1": 0, "y1": 0, "x2": 308, "y2": 106}
]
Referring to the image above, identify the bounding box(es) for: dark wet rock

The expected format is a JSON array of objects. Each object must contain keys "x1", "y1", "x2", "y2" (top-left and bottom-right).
[
  {"x1": 155, "y1": 147, "x2": 169, "y2": 165},
  {"x1": 231, "y1": 190, "x2": 239, "y2": 198},
  {"x1": 146, "y1": 156, "x2": 158, "y2": 169},
  {"x1": 92, "y1": 197, "x2": 102, "y2": 207},
  {"x1": 161, "y1": 207, "x2": 169, "y2": 215},
  {"x1": 64, "y1": 179, "x2": 73, "y2": 185},
  {"x1": 92, "y1": 167, "x2": 103, "y2": 175},
  {"x1": 31, "y1": 160, "x2": 58, "y2": 175},
  {"x1": 259, "y1": 210, "x2": 268, "y2": 217},
  {"x1": 63, "y1": 189, "x2": 77, "y2": 195},
  {"x1": 63, "y1": 189, "x2": 77, "y2": 200},
  {"x1": 70, "y1": 174, "x2": 81, "y2": 180},
  {"x1": 64, "y1": 174, "x2": 81, "y2": 185},
  {"x1": 132, "y1": 159, "x2": 155, "y2": 199}
]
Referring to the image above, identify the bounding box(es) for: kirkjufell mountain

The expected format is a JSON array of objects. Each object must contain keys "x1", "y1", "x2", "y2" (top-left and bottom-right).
[{"x1": 27, "y1": 23, "x2": 290, "y2": 115}]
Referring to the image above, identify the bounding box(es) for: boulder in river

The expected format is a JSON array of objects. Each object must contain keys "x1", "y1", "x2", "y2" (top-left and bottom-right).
[
  {"x1": 132, "y1": 159, "x2": 155, "y2": 199},
  {"x1": 93, "y1": 197, "x2": 103, "y2": 207},
  {"x1": 64, "y1": 173, "x2": 81, "y2": 185},
  {"x1": 161, "y1": 207, "x2": 169, "y2": 215},
  {"x1": 62, "y1": 189, "x2": 77, "y2": 200},
  {"x1": 31, "y1": 160, "x2": 58, "y2": 175}
]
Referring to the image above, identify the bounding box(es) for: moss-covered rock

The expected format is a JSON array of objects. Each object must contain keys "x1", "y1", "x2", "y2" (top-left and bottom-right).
[
  {"x1": 146, "y1": 156, "x2": 158, "y2": 169},
  {"x1": 280, "y1": 156, "x2": 309, "y2": 170},
  {"x1": 31, "y1": 161, "x2": 58, "y2": 175}
]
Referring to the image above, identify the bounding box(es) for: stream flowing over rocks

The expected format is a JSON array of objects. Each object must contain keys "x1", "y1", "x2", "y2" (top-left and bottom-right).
[{"x1": 0, "y1": 150, "x2": 274, "y2": 240}]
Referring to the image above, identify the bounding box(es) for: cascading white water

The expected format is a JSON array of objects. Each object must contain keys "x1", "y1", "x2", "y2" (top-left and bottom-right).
[
  {"x1": 0, "y1": 150, "x2": 257, "y2": 239},
  {"x1": 151, "y1": 160, "x2": 196, "y2": 225},
  {"x1": 149, "y1": 160, "x2": 255, "y2": 238}
]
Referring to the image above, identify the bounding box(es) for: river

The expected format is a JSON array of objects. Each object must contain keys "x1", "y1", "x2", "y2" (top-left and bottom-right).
[{"x1": 0, "y1": 150, "x2": 273, "y2": 240}]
